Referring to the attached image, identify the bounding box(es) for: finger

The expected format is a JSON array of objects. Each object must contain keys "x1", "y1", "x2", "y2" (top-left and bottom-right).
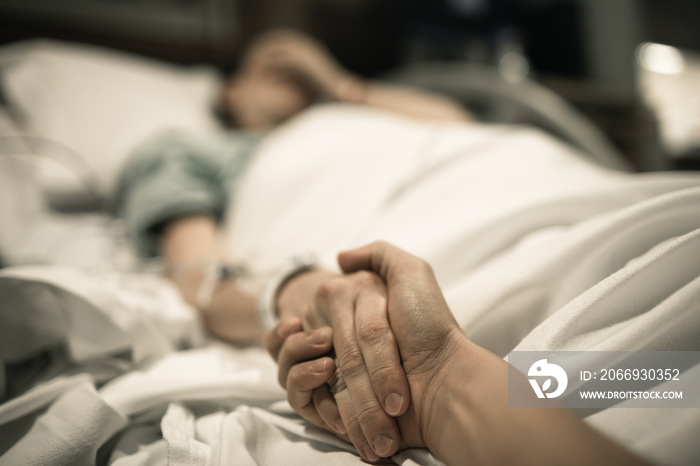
[
  {"x1": 354, "y1": 279, "x2": 409, "y2": 417},
  {"x1": 278, "y1": 327, "x2": 333, "y2": 388},
  {"x1": 312, "y1": 384, "x2": 348, "y2": 438},
  {"x1": 263, "y1": 318, "x2": 302, "y2": 361},
  {"x1": 339, "y1": 243, "x2": 456, "y2": 331},
  {"x1": 339, "y1": 242, "x2": 443, "y2": 300},
  {"x1": 333, "y1": 386, "x2": 382, "y2": 463},
  {"x1": 287, "y1": 357, "x2": 336, "y2": 431},
  {"x1": 324, "y1": 284, "x2": 400, "y2": 459},
  {"x1": 317, "y1": 287, "x2": 370, "y2": 457},
  {"x1": 338, "y1": 241, "x2": 419, "y2": 284}
]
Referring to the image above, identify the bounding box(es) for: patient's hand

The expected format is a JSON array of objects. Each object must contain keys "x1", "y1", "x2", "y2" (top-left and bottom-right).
[
  {"x1": 244, "y1": 29, "x2": 358, "y2": 102},
  {"x1": 264, "y1": 269, "x2": 410, "y2": 462},
  {"x1": 267, "y1": 324, "x2": 348, "y2": 438}
]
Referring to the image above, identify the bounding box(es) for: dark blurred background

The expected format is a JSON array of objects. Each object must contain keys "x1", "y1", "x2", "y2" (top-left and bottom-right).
[{"x1": 1, "y1": 0, "x2": 699, "y2": 169}]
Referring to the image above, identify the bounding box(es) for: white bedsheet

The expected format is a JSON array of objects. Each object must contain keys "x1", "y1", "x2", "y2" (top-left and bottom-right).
[{"x1": 1, "y1": 105, "x2": 700, "y2": 465}]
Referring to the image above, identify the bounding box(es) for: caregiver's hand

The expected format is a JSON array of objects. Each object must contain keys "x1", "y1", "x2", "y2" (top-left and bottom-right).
[
  {"x1": 264, "y1": 269, "x2": 410, "y2": 462},
  {"x1": 337, "y1": 242, "x2": 470, "y2": 449},
  {"x1": 337, "y1": 242, "x2": 654, "y2": 466}
]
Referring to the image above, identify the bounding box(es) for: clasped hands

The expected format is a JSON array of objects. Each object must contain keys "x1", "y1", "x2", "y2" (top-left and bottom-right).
[{"x1": 263, "y1": 242, "x2": 470, "y2": 462}]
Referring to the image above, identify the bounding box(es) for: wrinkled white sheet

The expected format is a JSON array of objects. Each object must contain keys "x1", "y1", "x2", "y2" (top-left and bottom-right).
[{"x1": 1, "y1": 105, "x2": 700, "y2": 465}]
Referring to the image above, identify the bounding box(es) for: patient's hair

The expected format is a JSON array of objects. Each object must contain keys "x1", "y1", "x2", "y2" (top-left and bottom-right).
[
  {"x1": 212, "y1": 95, "x2": 238, "y2": 129},
  {"x1": 211, "y1": 63, "x2": 240, "y2": 129}
]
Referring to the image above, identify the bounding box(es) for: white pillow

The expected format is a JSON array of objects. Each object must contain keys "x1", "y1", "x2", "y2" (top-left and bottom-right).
[{"x1": 0, "y1": 39, "x2": 224, "y2": 208}]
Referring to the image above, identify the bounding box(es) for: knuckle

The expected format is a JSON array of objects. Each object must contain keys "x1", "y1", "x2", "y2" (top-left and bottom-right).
[
  {"x1": 343, "y1": 412, "x2": 362, "y2": 437},
  {"x1": 299, "y1": 304, "x2": 318, "y2": 329},
  {"x1": 415, "y1": 258, "x2": 434, "y2": 277},
  {"x1": 371, "y1": 240, "x2": 388, "y2": 250},
  {"x1": 356, "y1": 400, "x2": 388, "y2": 431},
  {"x1": 352, "y1": 270, "x2": 373, "y2": 283},
  {"x1": 368, "y1": 363, "x2": 401, "y2": 387},
  {"x1": 353, "y1": 270, "x2": 383, "y2": 288},
  {"x1": 337, "y1": 348, "x2": 366, "y2": 380},
  {"x1": 316, "y1": 280, "x2": 334, "y2": 301},
  {"x1": 317, "y1": 278, "x2": 343, "y2": 301},
  {"x1": 357, "y1": 316, "x2": 392, "y2": 345},
  {"x1": 277, "y1": 333, "x2": 297, "y2": 361},
  {"x1": 286, "y1": 367, "x2": 302, "y2": 389}
]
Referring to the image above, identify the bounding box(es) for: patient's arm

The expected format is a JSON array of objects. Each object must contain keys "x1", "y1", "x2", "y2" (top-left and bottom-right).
[
  {"x1": 343, "y1": 81, "x2": 472, "y2": 122},
  {"x1": 245, "y1": 29, "x2": 472, "y2": 122},
  {"x1": 160, "y1": 220, "x2": 410, "y2": 450},
  {"x1": 160, "y1": 215, "x2": 220, "y2": 303},
  {"x1": 161, "y1": 215, "x2": 262, "y2": 344}
]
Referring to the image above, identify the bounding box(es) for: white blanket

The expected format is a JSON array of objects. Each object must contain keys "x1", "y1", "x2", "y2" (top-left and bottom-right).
[{"x1": 1, "y1": 105, "x2": 699, "y2": 465}]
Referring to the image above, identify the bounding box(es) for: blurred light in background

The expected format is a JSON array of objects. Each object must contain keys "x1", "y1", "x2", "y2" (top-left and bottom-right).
[
  {"x1": 448, "y1": 0, "x2": 488, "y2": 16},
  {"x1": 637, "y1": 42, "x2": 685, "y2": 75},
  {"x1": 498, "y1": 50, "x2": 529, "y2": 83},
  {"x1": 636, "y1": 41, "x2": 700, "y2": 161}
]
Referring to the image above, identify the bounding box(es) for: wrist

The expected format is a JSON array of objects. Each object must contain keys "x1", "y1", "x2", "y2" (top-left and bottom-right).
[
  {"x1": 257, "y1": 254, "x2": 319, "y2": 330},
  {"x1": 166, "y1": 259, "x2": 246, "y2": 309},
  {"x1": 421, "y1": 329, "x2": 483, "y2": 462}
]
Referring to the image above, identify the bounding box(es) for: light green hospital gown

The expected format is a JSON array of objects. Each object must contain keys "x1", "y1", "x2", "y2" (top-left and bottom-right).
[{"x1": 113, "y1": 130, "x2": 260, "y2": 257}]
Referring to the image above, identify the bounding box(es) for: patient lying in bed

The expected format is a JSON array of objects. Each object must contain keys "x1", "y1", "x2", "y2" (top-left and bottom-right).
[
  {"x1": 114, "y1": 29, "x2": 472, "y2": 343},
  {"x1": 3, "y1": 102, "x2": 700, "y2": 465},
  {"x1": 111, "y1": 101, "x2": 700, "y2": 466},
  {"x1": 2, "y1": 31, "x2": 700, "y2": 466}
]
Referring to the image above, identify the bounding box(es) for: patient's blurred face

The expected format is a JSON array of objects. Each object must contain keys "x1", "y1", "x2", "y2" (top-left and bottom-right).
[{"x1": 225, "y1": 66, "x2": 310, "y2": 130}]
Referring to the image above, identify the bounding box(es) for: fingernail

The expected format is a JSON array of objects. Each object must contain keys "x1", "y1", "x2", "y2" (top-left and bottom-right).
[
  {"x1": 373, "y1": 434, "x2": 393, "y2": 457},
  {"x1": 309, "y1": 359, "x2": 327, "y2": 374},
  {"x1": 334, "y1": 418, "x2": 346, "y2": 434},
  {"x1": 363, "y1": 444, "x2": 380, "y2": 462},
  {"x1": 306, "y1": 328, "x2": 327, "y2": 345},
  {"x1": 384, "y1": 393, "x2": 403, "y2": 416}
]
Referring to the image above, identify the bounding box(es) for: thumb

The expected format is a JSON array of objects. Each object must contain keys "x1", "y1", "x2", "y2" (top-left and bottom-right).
[
  {"x1": 337, "y1": 244, "x2": 373, "y2": 273},
  {"x1": 337, "y1": 241, "x2": 398, "y2": 280},
  {"x1": 338, "y1": 241, "x2": 434, "y2": 291}
]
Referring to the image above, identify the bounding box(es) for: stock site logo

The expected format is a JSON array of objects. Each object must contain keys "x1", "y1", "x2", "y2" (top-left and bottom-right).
[{"x1": 528, "y1": 359, "x2": 568, "y2": 399}]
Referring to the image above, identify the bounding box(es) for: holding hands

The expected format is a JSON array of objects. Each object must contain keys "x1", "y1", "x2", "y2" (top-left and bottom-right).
[
  {"x1": 264, "y1": 262, "x2": 410, "y2": 461},
  {"x1": 264, "y1": 243, "x2": 651, "y2": 466},
  {"x1": 264, "y1": 242, "x2": 472, "y2": 461}
]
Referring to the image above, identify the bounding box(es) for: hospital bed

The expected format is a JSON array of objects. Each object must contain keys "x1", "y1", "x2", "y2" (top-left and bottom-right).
[{"x1": 1, "y1": 40, "x2": 699, "y2": 466}]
